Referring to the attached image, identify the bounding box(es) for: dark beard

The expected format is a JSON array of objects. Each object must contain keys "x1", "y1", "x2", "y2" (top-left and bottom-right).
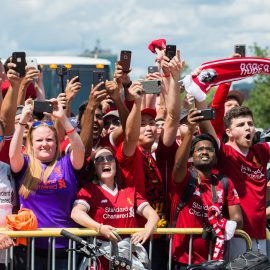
[{"x1": 193, "y1": 162, "x2": 213, "y2": 172}]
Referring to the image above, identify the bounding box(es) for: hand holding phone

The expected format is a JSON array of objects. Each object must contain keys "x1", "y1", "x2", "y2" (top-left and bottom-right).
[
  {"x1": 26, "y1": 57, "x2": 38, "y2": 70},
  {"x1": 33, "y1": 101, "x2": 53, "y2": 115},
  {"x1": 68, "y1": 69, "x2": 80, "y2": 83},
  {"x1": 148, "y1": 66, "x2": 159, "y2": 74},
  {"x1": 165, "y1": 45, "x2": 176, "y2": 60},
  {"x1": 199, "y1": 108, "x2": 216, "y2": 120},
  {"x1": 93, "y1": 71, "x2": 105, "y2": 91},
  {"x1": 140, "y1": 79, "x2": 161, "y2": 94},
  {"x1": 234, "y1": 45, "x2": 246, "y2": 57},
  {"x1": 12, "y1": 52, "x2": 27, "y2": 77},
  {"x1": 120, "y1": 50, "x2": 132, "y2": 73}
]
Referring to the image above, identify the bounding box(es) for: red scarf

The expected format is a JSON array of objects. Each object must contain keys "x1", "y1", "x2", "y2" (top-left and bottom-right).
[
  {"x1": 182, "y1": 57, "x2": 270, "y2": 101},
  {"x1": 207, "y1": 205, "x2": 226, "y2": 260}
]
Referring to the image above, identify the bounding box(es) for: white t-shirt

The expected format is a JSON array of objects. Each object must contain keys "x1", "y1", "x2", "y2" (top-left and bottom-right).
[{"x1": 0, "y1": 161, "x2": 16, "y2": 263}]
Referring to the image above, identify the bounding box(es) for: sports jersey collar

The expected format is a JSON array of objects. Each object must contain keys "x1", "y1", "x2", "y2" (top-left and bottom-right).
[{"x1": 99, "y1": 181, "x2": 118, "y2": 196}]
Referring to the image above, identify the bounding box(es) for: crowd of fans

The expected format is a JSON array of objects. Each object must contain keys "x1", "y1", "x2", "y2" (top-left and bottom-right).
[{"x1": 0, "y1": 44, "x2": 270, "y2": 270}]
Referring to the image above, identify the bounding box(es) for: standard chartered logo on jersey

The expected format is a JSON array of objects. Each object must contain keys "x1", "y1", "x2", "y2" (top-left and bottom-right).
[{"x1": 103, "y1": 206, "x2": 135, "y2": 219}]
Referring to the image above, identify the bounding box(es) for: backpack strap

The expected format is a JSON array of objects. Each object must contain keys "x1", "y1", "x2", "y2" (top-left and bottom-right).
[{"x1": 172, "y1": 169, "x2": 197, "y2": 228}]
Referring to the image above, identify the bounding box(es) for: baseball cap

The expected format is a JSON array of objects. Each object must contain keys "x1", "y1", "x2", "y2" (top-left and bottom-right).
[
  {"x1": 103, "y1": 110, "x2": 119, "y2": 120},
  {"x1": 141, "y1": 108, "x2": 157, "y2": 119},
  {"x1": 227, "y1": 90, "x2": 244, "y2": 105}
]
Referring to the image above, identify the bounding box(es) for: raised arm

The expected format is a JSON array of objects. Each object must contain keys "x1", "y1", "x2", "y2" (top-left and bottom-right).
[
  {"x1": 17, "y1": 67, "x2": 39, "y2": 105},
  {"x1": 47, "y1": 99, "x2": 85, "y2": 170},
  {"x1": 79, "y1": 82, "x2": 107, "y2": 157},
  {"x1": 122, "y1": 82, "x2": 144, "y2": 157},
  {"x1": 172, "y1": 109, "x2": 202, "y2": 183},
  {"x1": 0, "y1": 63, "x2": 22, "y2": 136},
  {"x1": 9, "y1": 101, "x2": 32, "y2": 173},
  {"x1": 162, "y1": 50, "x2": 185, "y2": 146}
]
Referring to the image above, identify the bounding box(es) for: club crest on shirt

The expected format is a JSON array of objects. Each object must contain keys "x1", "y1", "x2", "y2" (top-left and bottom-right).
[
  {"x1": 54, "y1": 165, "x2": 62, "y2": 177},
  {"x1": 252, "y1": 156, "x2": 261, "y2": 167},
  {"x1": 126, "y1": 197, "x2": 132, "y2": 205},
  {"x1": 217, "y1": 190, "x2": 223, "y2": 203}
]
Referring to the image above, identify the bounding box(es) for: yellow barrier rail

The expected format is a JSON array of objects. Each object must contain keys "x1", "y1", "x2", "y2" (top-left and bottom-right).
[{"x1": 0, "y1": 227, "x2": 252, "y2": 250}]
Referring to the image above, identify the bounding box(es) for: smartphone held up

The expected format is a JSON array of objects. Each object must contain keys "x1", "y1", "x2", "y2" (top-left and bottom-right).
[
  {"x1": 120, "y1": 50, "x2": 132, "y2": 73},
  {"x1": 234, "y1": 45, "x2": 246, "y2": 57},
  {"x1": 12, "y1": 52, "x2": 27, "y2": 77}
]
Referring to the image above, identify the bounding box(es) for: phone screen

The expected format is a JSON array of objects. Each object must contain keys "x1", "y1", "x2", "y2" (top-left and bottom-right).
[
  {"x1": 93, "y1": 71, "x2": 105, "y2": 90},
  {"x1": 120, "y1": 50, "x2": 132, "y2": 73}
]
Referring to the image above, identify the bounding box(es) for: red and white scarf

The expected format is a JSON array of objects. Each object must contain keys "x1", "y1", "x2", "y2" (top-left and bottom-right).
[
  {"x1": 182, "y1": 57, "x2": 270, "y2": 101},
  {"x1": 207, "y1": 205, "x2": 236, "y2": 260}
]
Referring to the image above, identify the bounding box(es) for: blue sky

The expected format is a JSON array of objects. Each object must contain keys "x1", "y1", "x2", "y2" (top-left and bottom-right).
[{"x1": 1, "y1": 0, "x2": 269, "y2": 78}]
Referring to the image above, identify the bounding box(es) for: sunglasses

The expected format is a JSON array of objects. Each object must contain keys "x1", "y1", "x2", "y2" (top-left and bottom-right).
[
  {"x1": 95, "y1": 155, "x2": 115, "y2": 163},
  {"x1": 0, "y1": 136, "x2": 3, "y2": 142},
  {"x1": 32, "y1": 121, "x2": 54, "y2": 129},
  {"x1": 104, "y1": 119, "x2": 121, "y2": 129}
]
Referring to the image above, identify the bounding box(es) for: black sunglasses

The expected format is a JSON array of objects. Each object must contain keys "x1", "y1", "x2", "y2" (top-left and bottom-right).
[
  {"x1": 95, "y1": 155, "x2": 115, "y2": 163},
  {"x1": 104, "y1": 119, "x2": 121, "y2": 129}
]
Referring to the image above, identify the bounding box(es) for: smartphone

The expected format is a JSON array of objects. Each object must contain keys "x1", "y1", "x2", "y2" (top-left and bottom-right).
[
  {"x1": 200, "y1": 108, "x2": 216, "y2": 120},
  {"x1": 140, "y1": 79, "x2": 161, "y2": 94},
  {"x1": 26, "y1": 57, "x2": 38, "y2": 70},
  {"x1": 12, "y1": 52, "x2": 27, "y2": 77},
  {"x1": 148, "y1": 66, "x2": 159, "y2": 74},
  {"x1": 68, "y1": 69, "x2": 80, "y2": 83},
  {"x1": 120, "y1": 50, "x2": 132, "y2": 73},
  {"x1": 93, "y1": 71, "x2": 105, "y2": 90},
  {"x1": 33, "y1": 101, "x2": 53, "y2": 115},
  {"x1": 235, "y1": 45, "x2": 246, "y2": 57},
  {"x1": 165, "y1": 45, "x2": 176, "y2": 60}
]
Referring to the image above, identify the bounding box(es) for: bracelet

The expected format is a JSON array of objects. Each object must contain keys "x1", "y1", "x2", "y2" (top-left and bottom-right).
[
  {"x1": 97, "y1": 223, "x2": 103, "y2": 233},
  {"x1": 66, "y1": 127, "x2": 76, "y2": 135},
  {"x1": 163, "y1": 74, "x2": 170, "y2": 78},
  {"x1": 18, "y1": 122, "x2": 27, "y2": 126}
]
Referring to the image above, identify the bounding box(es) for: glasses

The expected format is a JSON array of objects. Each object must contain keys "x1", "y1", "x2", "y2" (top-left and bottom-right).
[
  {"x1": 95, "y1": 155, "x2": 115, "y2": 163},
  {"x1": 104, "y1": 119, "x2": 121, "y2": 129},
  {"x1": 0, "y1": 136, "x2": 3, "y2": 142},
  {"x1": 194, "y1": 146, "x2": 215, "y2": 153},
  {"x1": 32, "y1": 121, "x2": 54, "y2": 129}
]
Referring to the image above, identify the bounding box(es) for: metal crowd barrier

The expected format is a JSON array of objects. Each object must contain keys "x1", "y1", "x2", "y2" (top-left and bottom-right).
[{"x1": 0, "y1": 228, "x2": 252, "y2": 270}]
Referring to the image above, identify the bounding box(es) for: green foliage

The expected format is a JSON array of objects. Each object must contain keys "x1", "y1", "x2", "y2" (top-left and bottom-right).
[{"x1": 245, "y1": 43, "x2": 270, "y2": 128}]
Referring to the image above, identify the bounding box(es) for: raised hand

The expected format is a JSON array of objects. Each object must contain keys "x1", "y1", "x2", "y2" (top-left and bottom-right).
[{"x1": 169, "y1": 49, "x2": 185, "y2": 81}]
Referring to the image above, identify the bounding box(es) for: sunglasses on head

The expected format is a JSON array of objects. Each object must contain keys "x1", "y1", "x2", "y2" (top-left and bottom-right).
[
  {"x1": 32, "y1": 120, "x2": 54, "y2": 129},
  {"x1": 104, "y1": 119, "x2": 121, "y2": 129},
  {"x1": 95, "y1": 155, "x2": 115, "y2": 163},
  {"x1": 0, "y1": 136, "x2": 3, "y2": 142}
]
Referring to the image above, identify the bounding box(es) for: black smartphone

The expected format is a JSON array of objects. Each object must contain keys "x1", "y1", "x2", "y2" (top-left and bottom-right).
[
  {"x1": 120, "y1": 50, "x2": 132, "y2": 73},
  {"x1": 165, "y1": 45, "x2": 176, "y2": 60},
  {"x1": 148, "y1": 66, "x2": 159, "y2": 74},
  {"x1": 140, "y1": 79, "x2": 161, "y2": 94},
  {"x1": 200, "y1": 108, "x2": 216, "y2": 120},
  {"x1": 68, "y1": 69, "x2": 80, "y2": 83},
  {"x1": 12, "y1": 52, "x2": 27, "y2": 77},
  {"x1": 93, "y1": 71, "x2": 105, "y2": 90},
  {"x1": 235, "y1": 45, "x2": 246, "y2": 57},
  {"x1": 33, "y1": 101, "x2": 53, "y2": 115}
]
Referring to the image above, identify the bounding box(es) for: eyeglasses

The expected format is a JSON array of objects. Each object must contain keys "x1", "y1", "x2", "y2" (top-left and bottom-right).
[
  {"x1": 194, "y1": 146, "x2": 215, "y2": 153},
  {"x1": 95, "y1": 155, "x2": 115, "y2": 163},
  {"x1": 0, "y1": 136, "x2": 3, "y2": 142},
  {"x1": 32, "y1": 121, "x2": 54, "y2": 129},
  {"x1": 104, "y1": 119, "x2": 121, "y2": 129}
]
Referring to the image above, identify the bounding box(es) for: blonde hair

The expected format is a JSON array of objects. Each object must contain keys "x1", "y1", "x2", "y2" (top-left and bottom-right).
[{"x1": 19, "y1": 122, "x2": 60, "y2": 199}]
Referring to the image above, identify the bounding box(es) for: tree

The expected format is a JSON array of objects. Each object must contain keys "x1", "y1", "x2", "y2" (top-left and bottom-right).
[{"x1": 245, "y1": 44, "x2": 270, "y2": 128}]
